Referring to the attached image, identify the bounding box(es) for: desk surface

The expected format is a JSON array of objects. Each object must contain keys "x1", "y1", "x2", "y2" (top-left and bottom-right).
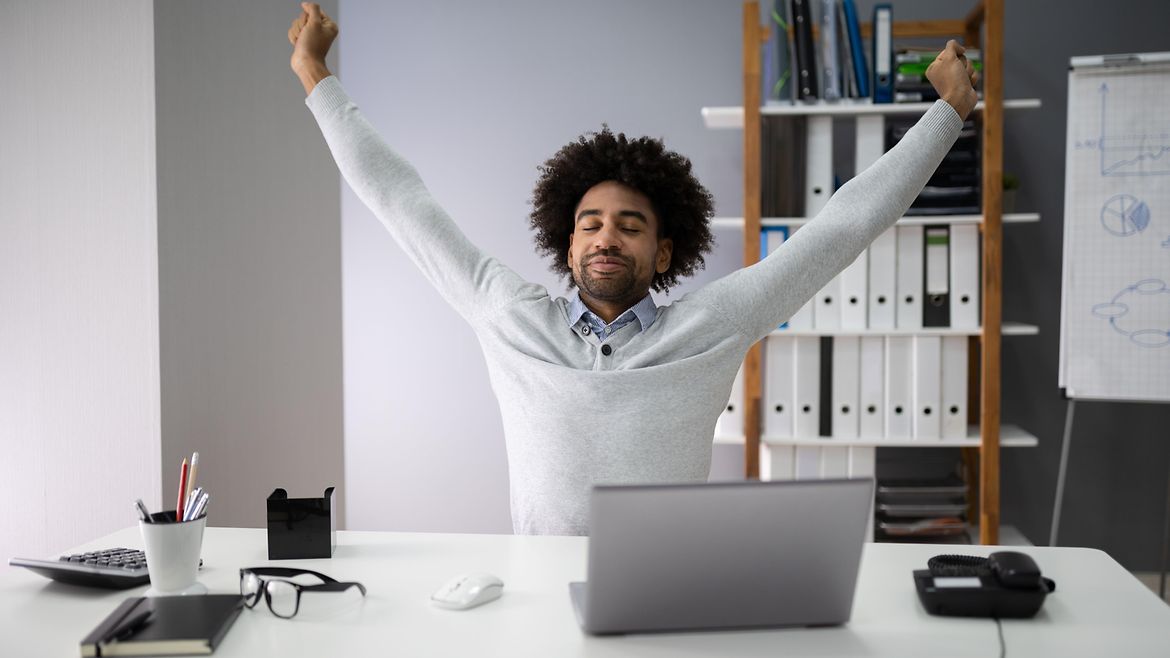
[{"x1": 2, "y1": 527, "x2": 1168, "y2": 657}]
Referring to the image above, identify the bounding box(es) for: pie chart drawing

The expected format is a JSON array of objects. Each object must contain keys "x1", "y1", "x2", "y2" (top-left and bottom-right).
[{"x1": 1100, "y1": 194, "x2": 1150, "y2": 236}]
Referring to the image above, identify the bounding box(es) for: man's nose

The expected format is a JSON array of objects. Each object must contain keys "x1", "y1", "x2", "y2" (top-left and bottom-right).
[{"x1": 594, "y1": 224, "x2": 623, "y2": 249}]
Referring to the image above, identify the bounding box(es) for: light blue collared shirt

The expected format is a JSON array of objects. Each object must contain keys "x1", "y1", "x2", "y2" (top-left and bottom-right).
[{"x1": 567, "y1": 291, "x2": 658, "y2": 341}]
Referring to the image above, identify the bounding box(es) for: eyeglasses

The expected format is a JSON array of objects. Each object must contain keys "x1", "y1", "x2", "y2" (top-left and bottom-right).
[{"x1": 239, "y1": 567, "x2": 367, "y2": 619}]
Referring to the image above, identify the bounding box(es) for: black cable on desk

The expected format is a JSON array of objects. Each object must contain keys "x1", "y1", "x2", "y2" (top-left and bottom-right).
[{"x1": 994, "y1": 617, "x2": 1005, "y2": 658}]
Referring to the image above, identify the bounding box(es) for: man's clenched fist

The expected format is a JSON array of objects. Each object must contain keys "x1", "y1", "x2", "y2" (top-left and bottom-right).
[
  {"x1": 289, "y1": 2, "x2": 338, "y2": 95},
  {"x1": 926, "y1": 40, "x2": 980, "y2": 121}
]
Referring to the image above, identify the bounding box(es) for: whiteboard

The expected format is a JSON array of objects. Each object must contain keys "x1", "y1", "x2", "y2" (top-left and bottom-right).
[{"x1": 1060, "y1": 53, "x2": 1170, "y2": 402}]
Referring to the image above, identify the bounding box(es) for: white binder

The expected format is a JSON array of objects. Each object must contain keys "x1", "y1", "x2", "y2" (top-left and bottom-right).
[
  {"x1": 794, "y1": 336, "x2": 821, "y2": 438},
  {"x1": 795, "y1": 446, "x2": 822, "y2": 479},
  {"x1": 867, "y1": 227, "x2": 897, "y2": 329},
  {"x1": 805, "y1": 116, "x2": 833, "y2": 216},
  {"x1": 912, "y1": 335, "x2": 942, "y2": 440},
  {"x1": 896, "y1": 225, "x2": 924, "y2": 329},
  {"x1": 849, "y1": 446, "x2": 877, "y2": 541},
  {"x1": 814, "y1": 274, "x2": 843, "y2": 330},
  {"x1": 855, "y1": 115, "x2": 886, "y2": 171},
  {"x1": 859, "y1": 336, "x2": 885, "y2": 438},
  {"x1": 854, "y1": 114, "x2": 885, "y2": 332},
  {"x1": 831, "y1": 336, "x2": 861, "y2": 439},
  {"x1": 821, "y1": 447, "x2": 849, "y2": 477},
  {"x1": 715, "y1": 362, "x2": 744, "y2": 440},
  {"x1": 941, "y1": 335, "x2": 969, "y2": 440},
  {"x1": 764, "y1": 335, "x2": 796, "y2": 439},
  {"x1": 848, "y1": 446, "x2": 876, "y2": 478},
  {"x1": 884, "y1": 336, "x2": 913, "y2": 439},
  {"x1": 840, "y1": 250, "x2": 868, "y2": 330},
  {"x1": 949, "y1": 223, "x2": 981, "y2": 329},
  {"x1": 759, "y1": 444, "x2": 796, "y2": 481}
]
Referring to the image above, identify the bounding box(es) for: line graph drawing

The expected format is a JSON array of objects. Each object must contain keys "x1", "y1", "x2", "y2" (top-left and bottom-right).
[
  {"x1": 1099, "y1": 194, "x2": 1151, "y2": 236},
  {"x1": 1097, "y1": 83, "x2": 1170, "y2": 176},
  {"x1": 1091, "y1": 279, "x2": 1170, "y2": 348}
]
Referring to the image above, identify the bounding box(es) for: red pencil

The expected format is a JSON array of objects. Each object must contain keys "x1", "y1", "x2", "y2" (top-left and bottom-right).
[{"x1": 176, "y1": 458, "x2": 189, "y2": 521}]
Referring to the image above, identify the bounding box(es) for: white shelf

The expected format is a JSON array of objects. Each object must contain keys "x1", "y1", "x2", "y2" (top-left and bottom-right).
[
  {"x1": 701, "y1": 98, "x2": 1042, "y2": 128},
  {"x1": 712, "y1": 213, "x2": 1040, "y2": 229},
  {"x1": 766, "y1": 322, "x2": 1038, "y2": 337},
  {"x1": 714, "y1": 424, "x2": 1039, "y2": 448}
]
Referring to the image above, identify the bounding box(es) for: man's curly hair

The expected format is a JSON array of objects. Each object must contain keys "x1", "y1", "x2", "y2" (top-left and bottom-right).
[{"x1": 528, "y1": 126, "x2": 715, "y2": 294}]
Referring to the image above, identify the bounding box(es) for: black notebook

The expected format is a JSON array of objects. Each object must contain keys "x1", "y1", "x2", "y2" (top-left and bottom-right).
[{"x1": 80, "y1": 594, "x2": 244, "y2": 657}]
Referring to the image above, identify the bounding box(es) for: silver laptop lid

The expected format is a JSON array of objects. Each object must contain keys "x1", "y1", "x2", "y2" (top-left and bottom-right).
[{"x1": 581, "y1": 478, "x2": 873, "y2": 634}]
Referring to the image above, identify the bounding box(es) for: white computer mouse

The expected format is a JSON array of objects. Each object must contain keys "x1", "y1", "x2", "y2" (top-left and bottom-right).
[{"x1": 430, "y1": 573, "x2": 505, "y2": 610}]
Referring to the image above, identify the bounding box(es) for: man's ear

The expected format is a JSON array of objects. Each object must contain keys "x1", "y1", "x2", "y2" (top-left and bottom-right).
[
  {"x1": 656, "y1": 238, "x2": 673, "y2": 274},
  {"x1": 567, "y1": 232, "x2": 575, "y2": 269}
]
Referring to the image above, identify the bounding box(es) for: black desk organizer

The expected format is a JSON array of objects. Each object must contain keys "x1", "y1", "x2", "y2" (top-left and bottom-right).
[{"x1": 267, "y1": 487, "x2": 336, "y2": 560}]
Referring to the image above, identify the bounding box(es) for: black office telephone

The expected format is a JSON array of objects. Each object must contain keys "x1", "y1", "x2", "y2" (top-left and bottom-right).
[{"x1": 913, "y1": 551, "x2": 1057, "y2": 618}]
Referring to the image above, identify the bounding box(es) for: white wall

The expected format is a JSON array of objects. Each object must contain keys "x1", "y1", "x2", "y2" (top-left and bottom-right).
[
  {"x1": 154, "y1": 0, "x2": 345, "y2": 528},
  {"x1": 338, "y1": 0, "x2": 748, "y2": 533},
  {"x1": 0, "y1": 0, "x2": 161, "y2": 562}
]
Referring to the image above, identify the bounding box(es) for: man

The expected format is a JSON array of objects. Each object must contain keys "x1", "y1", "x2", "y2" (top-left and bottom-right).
[{"x1": 288, "y1": 3, "x2": 978, "y2": 535}]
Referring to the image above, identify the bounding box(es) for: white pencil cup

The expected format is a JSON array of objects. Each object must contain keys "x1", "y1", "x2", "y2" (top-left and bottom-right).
[{"x1": 140, "y1": 511, "x2": 208, "y2": 596}]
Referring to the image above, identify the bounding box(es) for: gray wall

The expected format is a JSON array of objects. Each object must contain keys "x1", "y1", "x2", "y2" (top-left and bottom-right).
[
  {"x1": 0, "y1": 0, "x2": 161, "y2": 561},
  {"x1": 154, "y1": 0, "x2": 345, "y2": 527},
  {"x1": 994, "y1": 0, "x2": 1170, "y2": 570}
]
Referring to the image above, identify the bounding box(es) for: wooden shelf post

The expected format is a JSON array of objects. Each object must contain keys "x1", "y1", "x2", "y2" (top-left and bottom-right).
[
  {"x1": 979, "y1": 0, "x2": 1003, "y2": 545},
  {"x1": 742, "y1": 1, "x2": 765, "y2": 479}
]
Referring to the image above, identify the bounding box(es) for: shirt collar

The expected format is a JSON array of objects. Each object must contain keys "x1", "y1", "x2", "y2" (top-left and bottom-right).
[{"x1": 567, "y1": 290, "x2": 658, "y2": 332}]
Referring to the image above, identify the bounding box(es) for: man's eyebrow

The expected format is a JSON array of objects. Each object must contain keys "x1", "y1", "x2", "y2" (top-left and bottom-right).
[{"x1": 575, "y1": 209, "x2": 649, "y2": 223}]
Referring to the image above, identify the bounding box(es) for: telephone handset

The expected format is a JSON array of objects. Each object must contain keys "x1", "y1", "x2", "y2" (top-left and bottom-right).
[{"x1": 914, "y1": 551, "x2": 1057, "y2": 618}]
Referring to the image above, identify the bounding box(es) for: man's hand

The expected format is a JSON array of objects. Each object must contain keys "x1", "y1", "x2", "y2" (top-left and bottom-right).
[
  {"x1": 288, "y1": 2, "x2": 338, "y2": 95},
  {"x1": 926, "y1": 40, "x2": 979, "y2": 121}
]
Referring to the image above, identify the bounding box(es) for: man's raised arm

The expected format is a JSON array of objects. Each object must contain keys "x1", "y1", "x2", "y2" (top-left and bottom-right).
[
  {"x1": 690, "y1": 40, "x2": 978, "y2": 340},
  {"x1": 286, "y1": 3, "x2": 533, "y2": 321}
]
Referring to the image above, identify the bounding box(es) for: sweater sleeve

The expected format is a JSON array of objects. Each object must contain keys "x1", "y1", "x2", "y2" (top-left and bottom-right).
[
  {"x1": 305, "y1": 76, "x2": 530, "y2": 321},
  {"x1": 689, "y1": 100, "x2": 964, "y2": 340}
]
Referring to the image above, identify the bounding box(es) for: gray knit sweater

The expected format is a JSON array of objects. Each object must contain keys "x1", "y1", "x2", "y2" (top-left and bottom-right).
[{"x1": 306, "y1": 77, "x2": 961, "y2": 535}]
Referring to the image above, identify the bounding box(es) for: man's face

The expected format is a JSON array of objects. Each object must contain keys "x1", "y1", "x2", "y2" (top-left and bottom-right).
[{"x1": 567, "y1": 181, "x2": 673, "y2": 307}]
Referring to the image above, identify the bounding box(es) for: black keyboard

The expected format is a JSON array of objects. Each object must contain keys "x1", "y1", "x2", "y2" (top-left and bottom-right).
[{"x1": 10, "y1": 548, "x2": 150, "y2": 589}]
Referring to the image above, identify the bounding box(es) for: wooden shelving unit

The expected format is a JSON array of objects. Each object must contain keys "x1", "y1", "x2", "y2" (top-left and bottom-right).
[{"x1": 728, "y1": 0, "x2": 1026, "y2": 544}]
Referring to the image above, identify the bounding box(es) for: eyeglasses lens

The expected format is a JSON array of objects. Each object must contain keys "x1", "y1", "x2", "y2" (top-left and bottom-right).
[
  {"x1": 241, "y1": 572, "x2": 261, "y2": 606},
  {"x1": 266, "y1": 579, "x2": 299, "y2": 618}
]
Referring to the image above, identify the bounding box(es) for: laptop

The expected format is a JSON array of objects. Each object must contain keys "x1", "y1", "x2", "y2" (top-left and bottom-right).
[{"x1": 569, "y1": 478, "x2": 873, "y2": 635}]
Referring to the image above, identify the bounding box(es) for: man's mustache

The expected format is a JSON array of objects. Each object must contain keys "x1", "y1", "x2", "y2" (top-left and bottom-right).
[{"x1": 582, "y1": 249, "x2": 633, "y2": 267}]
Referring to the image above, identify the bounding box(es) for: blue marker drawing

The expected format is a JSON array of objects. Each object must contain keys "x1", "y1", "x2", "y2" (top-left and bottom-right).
[
  {"x1": 1099, "y1": 194, "x2": 1150, "y2": 236},
  {"x1": 1091, "y1": 279, "x2": 1170, "y2": 347},
  {"x1": 1097, "y1": 83, "x2": 1170, "y2": 177}
]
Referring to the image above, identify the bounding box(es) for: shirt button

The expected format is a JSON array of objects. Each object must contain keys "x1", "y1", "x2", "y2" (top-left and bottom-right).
[
  {"x1": 581, "y1": 326, "x2": 590, "y2": 336},
  {"x1": 601, "y1": 344, "x2": 612, "y2": 356}
]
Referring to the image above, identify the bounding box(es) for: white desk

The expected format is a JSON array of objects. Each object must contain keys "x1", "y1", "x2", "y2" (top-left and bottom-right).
[{"x1": 2, "y1": 527, "x2": 1168, "y2": 657}]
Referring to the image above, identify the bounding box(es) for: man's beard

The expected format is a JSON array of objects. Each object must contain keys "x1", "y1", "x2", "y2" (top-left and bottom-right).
[{"x1": 575, "y1": 251, "x2": 645, "y2": 303}]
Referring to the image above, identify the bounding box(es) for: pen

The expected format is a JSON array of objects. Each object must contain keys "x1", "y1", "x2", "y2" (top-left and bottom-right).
[
  {"x1": 134, "y1": 499, "x2": 152, "y2": 523},
  {"x1": 99, "y1": 609, "x2": 152, "y2": 648},
  {"x1": 183, "y1": 487, "x2": 203, "y2": 522},
  {"x1": 191, "y1": 492, "x2": 211, "y2": 520},
  {"x1": 175, "y1": 458, "x2": 188, "y2": 522},
  {"x1": 185, "y1": 451, "x2": 199, "y2": 507}
]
